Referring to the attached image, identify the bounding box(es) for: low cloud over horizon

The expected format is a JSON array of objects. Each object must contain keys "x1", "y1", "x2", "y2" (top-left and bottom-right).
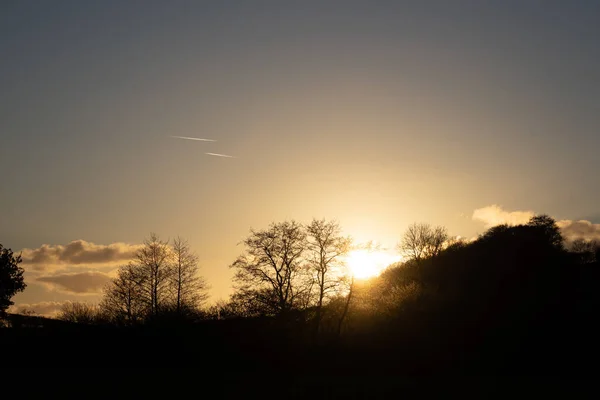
[
  {"x1": 19, "y1": 240, "x2": 141, "y2": 271},
  {"x1": 473, "y1": 205, "x2": 600, "y2": 242},
  {"x1": 37, "y1": 271, "x2": 113, "y2": 295},
  {"x1": 9, "y1": 301, "x2": 65, "y2": 318},
  {"x1": 10, "y1": 240, "x2": 141, "y2": 310}
]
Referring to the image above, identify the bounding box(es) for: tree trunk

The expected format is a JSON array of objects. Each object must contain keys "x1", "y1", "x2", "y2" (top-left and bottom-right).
[
  {"x1": 313, "y1": 282, "x2": 325, "y2": 340},
  {"x1": 337, "y1": 276, "x2": 354, "y2": 337},
  {"x1": 176, "y1": 266, "x2": 182, "y2": 313}
]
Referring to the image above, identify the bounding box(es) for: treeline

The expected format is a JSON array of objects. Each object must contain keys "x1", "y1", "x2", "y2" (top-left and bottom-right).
[
  {"x1": 332, "y1": 215, "x2": 600, "y2": 373},
  {"x1": 58, "y1": 219, "x2": 356, "y2": 331},
  {"x1": 58, "y1": 235, "x2": 209, "y2": 325},
  {"x1": 4, "y1": 215, "x2": 600, "y2": 374},
  {"x1": 214, "y1": 213, "x2": 600, "y2": 370},
  {"x1": 57, "y1": 215, "x2": 600, "y2": 343}
]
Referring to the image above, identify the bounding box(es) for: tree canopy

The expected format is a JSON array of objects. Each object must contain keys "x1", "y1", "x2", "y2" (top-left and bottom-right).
[{"x1": 0, "y1": 244, "x2": 26, "y2": 317}]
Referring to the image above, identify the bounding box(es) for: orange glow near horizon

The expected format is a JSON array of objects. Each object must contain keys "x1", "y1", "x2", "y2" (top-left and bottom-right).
[{"x1": 345, "y1": 249, "x2": 402, "y2": 280}]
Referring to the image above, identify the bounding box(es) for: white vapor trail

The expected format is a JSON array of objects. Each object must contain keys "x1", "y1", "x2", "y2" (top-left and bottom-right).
[
  {"x1": 205, "y1": 152, "x2": 235, "y2": 158},
  {"x1": 170, "y1": 136, "x2": 216, "y2": 142}
]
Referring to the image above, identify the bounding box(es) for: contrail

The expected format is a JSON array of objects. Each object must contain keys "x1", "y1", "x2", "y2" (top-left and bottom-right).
[
  {"x1": 170, "y1": 135, "x2": 216, "y2": 142},
  {"x1": 205, "y1": 152, "x2": 235, "y2": 158}
]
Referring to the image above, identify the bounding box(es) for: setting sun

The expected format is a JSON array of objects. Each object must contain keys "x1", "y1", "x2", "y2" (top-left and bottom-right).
[{"x1": 345, "y1": 249, "x2": 402, "y2": 280}]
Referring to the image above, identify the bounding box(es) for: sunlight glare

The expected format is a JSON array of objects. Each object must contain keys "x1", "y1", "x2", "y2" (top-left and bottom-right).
[{"x1": 346, "y1": 249, "x2": 402, "y2": 279}]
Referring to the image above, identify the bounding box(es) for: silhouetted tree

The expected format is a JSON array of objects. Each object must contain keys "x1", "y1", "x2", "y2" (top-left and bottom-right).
[
  {"x1": 57, "y1": 302, "x2": 101, "y2": 324},
  {"x1": 170, "y1": 236, "x2": 208, "y2": 313},
  {"x1": 205, "y1": 299, "x2": 232, "y2": 320},
  {"x1": 570, "y1": 239, "x2": 598, "y2": 264},
  {"x1": 100, "y1": 263, "x2": 147, "y2": 325},
  {"x1": 337, "y1": 275, "x2": 355, "y2": 337},
  {"x1": 230, "y1": 289, "x2": 282, "y2": 317},
  {"x1": 306, "y1": 218, "x2": 352, "y2": 335},
  {"x1": 527, "y1": 214, "x2": 563, "y2": 249},
  {"x1": 205, "y1": 296, "x2": 271, "y2": 319},
  {"x1": 98, "y1": 233, "x2": 210, "y2": 324},
  {"x1": 230, "y1": 220, "x2": 309, "y2": 317},
  {"x1": 0, "y1": 244, "x2": 26, "y2": 317},
  {"x1": 398, "y1": 223, "x2": 448, "y2": 264},
  {"x1": 136, "y1": 233, "x2": 173, "y2": 316}
]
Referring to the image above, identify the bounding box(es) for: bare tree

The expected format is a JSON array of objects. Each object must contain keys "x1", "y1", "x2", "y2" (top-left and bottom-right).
[
  {"x1": 98, "y1": 233, "x2": 210, "y2": 323},
  {"x1": 170, "y1": 236, "x2": 209, "y2": 313},
  {"x1": 231, "y1": 288, "x2": 281, "y2": 317},
  {"x1": 100, "y1": 263, "x2": 147, "y2": 325},
  {"x1": 399, "y1": 223, "x2": 448, "y2": 264},
  {"x1": 136, "y1": 233, "x2": 172, "y2": 316},
  {"x1": 57, "y1": 302, "x2": 100, "y2": 324},
  {"x1": 570, "y1": 239, "x2": 599, "y2": 264},
  {"x1": 306, "y1": 218, "x2": 352, "y2": 335},
  {"x1": 230, "y1": 220, "x2": 308, "y2": 317}
]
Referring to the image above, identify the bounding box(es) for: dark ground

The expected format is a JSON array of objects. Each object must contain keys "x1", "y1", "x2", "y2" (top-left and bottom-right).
[{"x1": 2, "y1": 314, "x2": 597, "y2": 398}]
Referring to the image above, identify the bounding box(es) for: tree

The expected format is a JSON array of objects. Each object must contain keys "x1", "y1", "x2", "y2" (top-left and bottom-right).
[
  {"x1": 0, "y1": 244, "x2": 26, "y2": 317},
  {"x1": 100, "y1": 263, "x2": 147, "y2": 325},
  {"x1": 206, "y1": 295, "x2": 276, "y2": 319},
  {"x1": 170, "y1": 236, "x2": 209, "y2": 313},
  {"x1": 527, "y1": 214, "x2": 563, "y2": 249},
  {"x1": 99, "y1": 233, "x2": 210, "y2": 324},
  {"x1": 57, "y1": 302, "x2": 101, "y2": 324},
  {"x1": 305, "y1": 218, "x2": 352, "y2": 335},
  {"x1": 569, "y1": 239, "x2": 598, "y2": 265},
  {"x1": 398, "y1": 223, "x2": 448, "y2": 264},
  {"x1": 136, "y1": 233, "x2": 173, "y2": 316},
  {"x1": 230, "y1": 289, "x2": 281, "y2": 317},
  {"x1": 230, "y1": 220, "x2": 308, "y2": 317},
  {"x1": 337, "y1": 275, "x2": 355, "y2": 337}
]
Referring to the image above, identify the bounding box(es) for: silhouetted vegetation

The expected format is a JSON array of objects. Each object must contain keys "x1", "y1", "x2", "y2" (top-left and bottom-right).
[
  {"x1": 3, "y1": 216, "x2": 600, "y2": 379},
  {"x1": 97, "y1": 233, "x2": 209, "y2": 325},
  {"x1": 398, "y1": 222, "x2": 448, "y2": 264},
  {"x1": 306, "y1": 219, "x2": 352, "y2": 337},
  {"x1": 0, "y1": 244, "x2": 25, "y2": 318},
  {"x1": 227, "y1": 219, "x2": 352, "y2": 322},
  {"x1": 57, "y1": 302, "x2": 104, "y2": 325},
  {"x1": 230, "y1": 220, "x2": 309, "y2": 317}
]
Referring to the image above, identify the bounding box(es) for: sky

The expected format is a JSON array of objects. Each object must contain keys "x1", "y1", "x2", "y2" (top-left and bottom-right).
[{"x1": 2, "y1": 1, "x2": 600, "y2": 315}]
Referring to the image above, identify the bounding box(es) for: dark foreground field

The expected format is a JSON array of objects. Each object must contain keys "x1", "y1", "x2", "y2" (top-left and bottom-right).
[
  {"x1": 3, "y1": 316, "x2": 598, "y2": 398},
  {"x1": 3, "y1": 313, "x2": 598, "y2": 377}
]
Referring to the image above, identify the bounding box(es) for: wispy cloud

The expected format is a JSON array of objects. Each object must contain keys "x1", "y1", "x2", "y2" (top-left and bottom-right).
[
  {"x1": 205, "y1": 152, "x2": 235, "y2": 158},
  {"x1": 170, "y1": 135, "x2": 216, "y2": 142}
]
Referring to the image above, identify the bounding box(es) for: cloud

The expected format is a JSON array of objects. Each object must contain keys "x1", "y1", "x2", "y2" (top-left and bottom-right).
[
  {"x1": 9, "y1": 301, "x2": 65, "y2": 317},
  {"x1": 472, "y1": 205, "x2": 535, "y2": 228},
  {"x1": 19, "y1": 240, "x2": 141, "y2": 271},
  {"x1": 473, "y1": 205, "x2": 600, "y2": 242},
  {"x1": 556, "y1": 220, "x2": 600, "y2": 242},
  {"x1": 36, "y1": 271, "x2": 113, "y2": 294}
]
